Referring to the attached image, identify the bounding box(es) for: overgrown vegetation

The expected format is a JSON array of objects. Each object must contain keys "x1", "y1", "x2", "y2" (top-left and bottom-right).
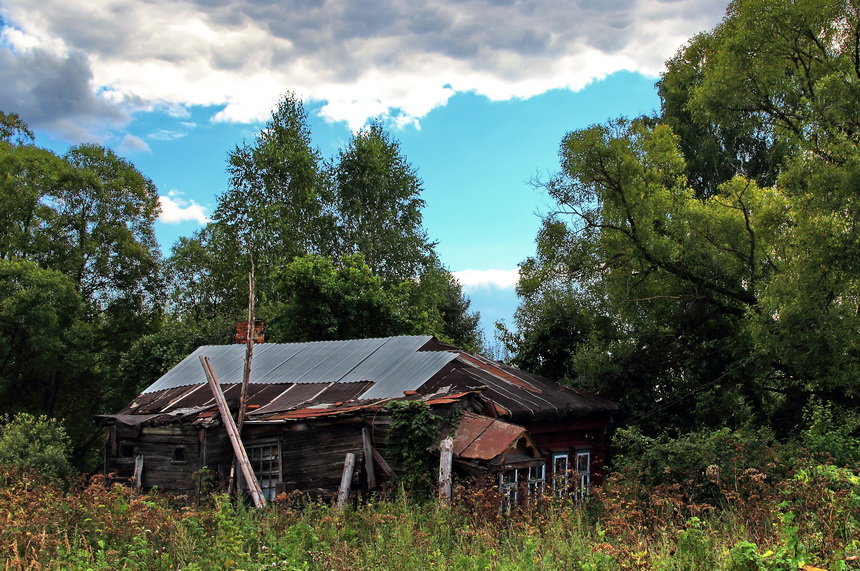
[
  {"x1": 387, "y1": 400, "x2": 443, "y2": 497},
  {"x1": 0, "y1": 456, "x2": 857, "y2": 570}
]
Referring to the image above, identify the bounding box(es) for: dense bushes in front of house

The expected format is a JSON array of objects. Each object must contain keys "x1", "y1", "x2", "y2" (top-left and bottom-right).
[{"x1": 1, "y1": 449, "x2": 857, "y2": 570}]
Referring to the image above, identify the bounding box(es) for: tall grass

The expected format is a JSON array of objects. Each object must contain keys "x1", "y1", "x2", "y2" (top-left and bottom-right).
[{"x1": 0, "y1": 461, "x2": 857, "y2": 570}]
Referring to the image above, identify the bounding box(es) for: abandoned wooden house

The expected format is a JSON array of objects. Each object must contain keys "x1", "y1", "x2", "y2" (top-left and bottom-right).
[{"x1": 98, "y1": 334, "x2": 617, "y2": 502}]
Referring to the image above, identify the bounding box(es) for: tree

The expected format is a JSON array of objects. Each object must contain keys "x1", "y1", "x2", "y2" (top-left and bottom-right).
[
  {"x1": 332, "y1": 121, "x2": 433, "y2": 282},
  {"x1": 167, "y1": 95, "x2": 482, "y2": 350},
  {"x1": 0, "y1": 113, "x2": 163, "y2": 463},
  {"x1": 0, "y1": 111, "x2": 34, "y2": 145},
  {"x1": 265, "y1": 254, "x2": 417, "y2": 342},
  {"x1": 215, "y1": 92, "x2": 334, "y2": 269},
  {"x1": 508, "y1": 0, "x2": 860, "y2": 435},
  {"x1": 0, "y1": 259, "x2": 83, "y2": 409}
]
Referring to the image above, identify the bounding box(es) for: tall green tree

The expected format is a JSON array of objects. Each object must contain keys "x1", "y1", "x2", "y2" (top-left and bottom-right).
[
  {"x1": 0, "y1": 113, "x2": 162, "y2": 461},
  {"x1": 215, "y1": 93, "x2": 335, "y2": 268},
  {"x1": 332, "y1": 121, "x2": 433, "y2": 282},
  {"x1": 507, "y1": 0, "x2": 860, "y2": 433},
  {"x1": 167, "y1": 95, "x2": 482, "y2": 351}
]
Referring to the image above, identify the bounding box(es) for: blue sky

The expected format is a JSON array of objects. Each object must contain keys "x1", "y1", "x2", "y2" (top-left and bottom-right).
[{"x1": 0, "y1": 0, "x2": 729, "y2": 341}]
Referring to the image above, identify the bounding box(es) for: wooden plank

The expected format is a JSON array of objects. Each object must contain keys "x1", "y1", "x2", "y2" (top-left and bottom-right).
[
  {"x1": 336, "y1": 453, "x2": 356, "y2": 509},
  {"x1": 438, "y1": 437, "x2": 453, "y2": 502},
  {"x1": 362, "y1": 428, "x2": 376, "y2": 490},
  {"x1": 200, "y1": 355, "x2": 266, "y2": 508}
]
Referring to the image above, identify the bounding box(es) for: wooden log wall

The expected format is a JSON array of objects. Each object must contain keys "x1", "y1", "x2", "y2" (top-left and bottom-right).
[{"x1": 106, "y1": 425, "x2": 203, "y2": 494}]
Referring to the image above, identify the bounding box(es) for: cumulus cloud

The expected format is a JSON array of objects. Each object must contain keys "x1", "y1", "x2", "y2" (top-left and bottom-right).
[
  {"x1": 0, "y1": 0, "x2": 728, "y2": 135},
  {"x1": 118, "y1": 133, "x2": 150, "y2": 154},
  {"x1": 0, "y1": 29, "x2": 133, "y2": 141},
  {"x1": 454, "y1": 268, "x2": 520, "y2": 290},
  {"x1": 158, "y1": 190, "x2": 209, "y2": 225}
]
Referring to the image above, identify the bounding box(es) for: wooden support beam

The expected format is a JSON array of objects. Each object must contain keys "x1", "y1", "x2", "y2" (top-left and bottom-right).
[
  {"x1": 438, "y1": 437, "x2": 453, "y2": 502},
  {"x1": 371, "y1": 447, "x2": 398, "y2": 481},
  {"x1": 133, "y1": 454, "x2": 144, "y2": 489},
  {"x1": 199, "y1": 355, "x2": 267, "y2": 508},
  {"x1": 362, "y1": 428, "x2": 376, "y2": 490},
  {"x1": 337, "y1": 452, "x2": 356, "y2": 509}
]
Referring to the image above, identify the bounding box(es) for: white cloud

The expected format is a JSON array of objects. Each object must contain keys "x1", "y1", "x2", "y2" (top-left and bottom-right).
[
  {"x1": 158, "y1": 190, "x2": 209, "y2": 225},
  {"x1": 118, "y1": 133, "x2": 150, "y2": 154},
  {"x1": 453, "y1": 268, "x2": 520, "y2": 290},
  {"x1": 0, "y1": 0, "x2": 730, "y2": 137},
  {"x1": 147, "y1": 128, "x2": 190, "y2": 141}
]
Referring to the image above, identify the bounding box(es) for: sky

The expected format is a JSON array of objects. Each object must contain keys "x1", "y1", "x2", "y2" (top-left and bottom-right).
[{"x1": 0, "y1": 0, "x2": 729, "y2": 342}]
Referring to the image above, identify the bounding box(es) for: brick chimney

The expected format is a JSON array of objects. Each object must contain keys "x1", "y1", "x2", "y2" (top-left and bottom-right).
[{"x1": 235, "y1": 320, "x2": 265, "y2": 344}]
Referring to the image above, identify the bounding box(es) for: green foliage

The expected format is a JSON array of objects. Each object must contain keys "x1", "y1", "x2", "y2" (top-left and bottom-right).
[
  {"x1": 266, "y1": 253, "x2": 418, "y2": 342},
  {"x1": 0, "y1": 412, "x2": 73, "y2": 480},
  {"x1": 0, "y1": 111, "x2": 34, "y2": 145},
  {"x1": 611, "y1": 426, "x2": 779, "y2": 505},
  {"x1": 799, "y1": 400, "x2": 860, "y2": 466},
  {"x1": 387, "y1": 400, "x2": 442, "y2": 497},
  {"x1": 508, "y1": 0, "x2": 860, "y2": 437},
  {"x1": 333, "y1": 120, "x2": 432, "y2": 283},
  {"x1": 167, "y1": 94, "x2": 482, "y2": 350},
  {"x1": 0, "y1": 115, "x2": 162, "y2": 465}
]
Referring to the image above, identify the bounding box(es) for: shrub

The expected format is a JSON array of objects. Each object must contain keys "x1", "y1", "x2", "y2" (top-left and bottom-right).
[
  {"x1": 0, "y1": 412, "x2": 73, "y2": 481},
  {"x1": 611, "y1": 426, "x2": 780, "y2": 506},
  {"x1": 799, "y1": 400, "x2": 860, "y2": 466}
]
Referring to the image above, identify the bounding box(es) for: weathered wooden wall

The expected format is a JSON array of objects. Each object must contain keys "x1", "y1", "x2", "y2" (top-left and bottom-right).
[{"x1": 107, "y1": 425, "x2": 203, "y2": 494}]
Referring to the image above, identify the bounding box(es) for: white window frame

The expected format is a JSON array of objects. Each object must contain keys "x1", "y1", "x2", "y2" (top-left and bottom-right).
[
  {"x1": 499, "y1": 469, "x2": 518, "y2": 511},
  {"x1": 574, "y1": 450, "x2": 591, "y2": 501},
  {"x1": 527, "y1": 463, "x2": 546, "y2": 496},
  {"x1": 552, "y1": 452, "x2": 569, "y2": 494}
]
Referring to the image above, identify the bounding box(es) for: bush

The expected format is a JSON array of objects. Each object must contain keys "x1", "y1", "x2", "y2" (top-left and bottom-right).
[
  {"x1": 799, "y1": 400, "x2": 860, "y2": 466},
  {"x1": 611, "y1": 426, "x2": 780, "y2": 506},
  {"x1": 0, "y1": 412, "x2": 73, "y2": 481}
]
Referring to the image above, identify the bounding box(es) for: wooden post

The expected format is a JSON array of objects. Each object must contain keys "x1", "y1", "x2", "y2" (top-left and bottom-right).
[
  {"x1": 336, "y1": 452, "x2": 356, "y2": 509},
  {"x1": 199, "y1": 355, "x2": 267, "y2": 508},
  {"x1": 238, "y1": 263, "x2": 255, "y2": 432},
  {"x1": 362, "y1": 428, "x2": 376, "y2": 490},
  {"x1": 438, "y1": 437, "x2": 453, "y2": 502},
  {"x1": 133, "y1": 454, "x2": 144, "y2": 489}
]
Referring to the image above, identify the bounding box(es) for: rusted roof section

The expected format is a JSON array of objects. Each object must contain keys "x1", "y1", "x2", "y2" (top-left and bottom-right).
[{"x1": 453, "y1": 412, "x2": 530, "y2": 461}]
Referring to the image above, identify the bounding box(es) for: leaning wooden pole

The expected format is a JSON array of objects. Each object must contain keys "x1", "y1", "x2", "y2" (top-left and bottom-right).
[{"x1": 199, "y1": 355, "x2": 266, "y2": 508}]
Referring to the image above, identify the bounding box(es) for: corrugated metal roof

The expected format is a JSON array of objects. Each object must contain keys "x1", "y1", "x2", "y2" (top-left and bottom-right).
[
  {"x1": 142, "y1": 335, "x2": 449, "y2": 396},
  {"x1": 359, "y1": 350, "x2": 458, "y2": 399}
]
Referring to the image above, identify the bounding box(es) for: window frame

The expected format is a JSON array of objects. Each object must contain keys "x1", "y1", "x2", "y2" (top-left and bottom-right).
[{"x1": 244, "y1": 439, "x2": 282, "y2": 501}]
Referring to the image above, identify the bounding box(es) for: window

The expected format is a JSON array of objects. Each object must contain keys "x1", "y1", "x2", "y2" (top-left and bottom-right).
[
  {"x1": 246, "y1": 441, "x2": 282, "y2": 501},
  {"x1": 574, "y1": 450, "x2": 591, "y2": 501},
  {"x1": 527, "y1": 463, "x2": 546, "y2": 496},
  {"x1": 499, "y1": 469, "x2": 518, "y2": 510},
  {"x1": 172, "y1": 447, "x2": 186, "y2": 462},
  {"x1": 552, "y1": 453, "x2": 569, "y2": 494},
  {"x1": 119, "y1": 442, "x2": 135, "y2": 458}
]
